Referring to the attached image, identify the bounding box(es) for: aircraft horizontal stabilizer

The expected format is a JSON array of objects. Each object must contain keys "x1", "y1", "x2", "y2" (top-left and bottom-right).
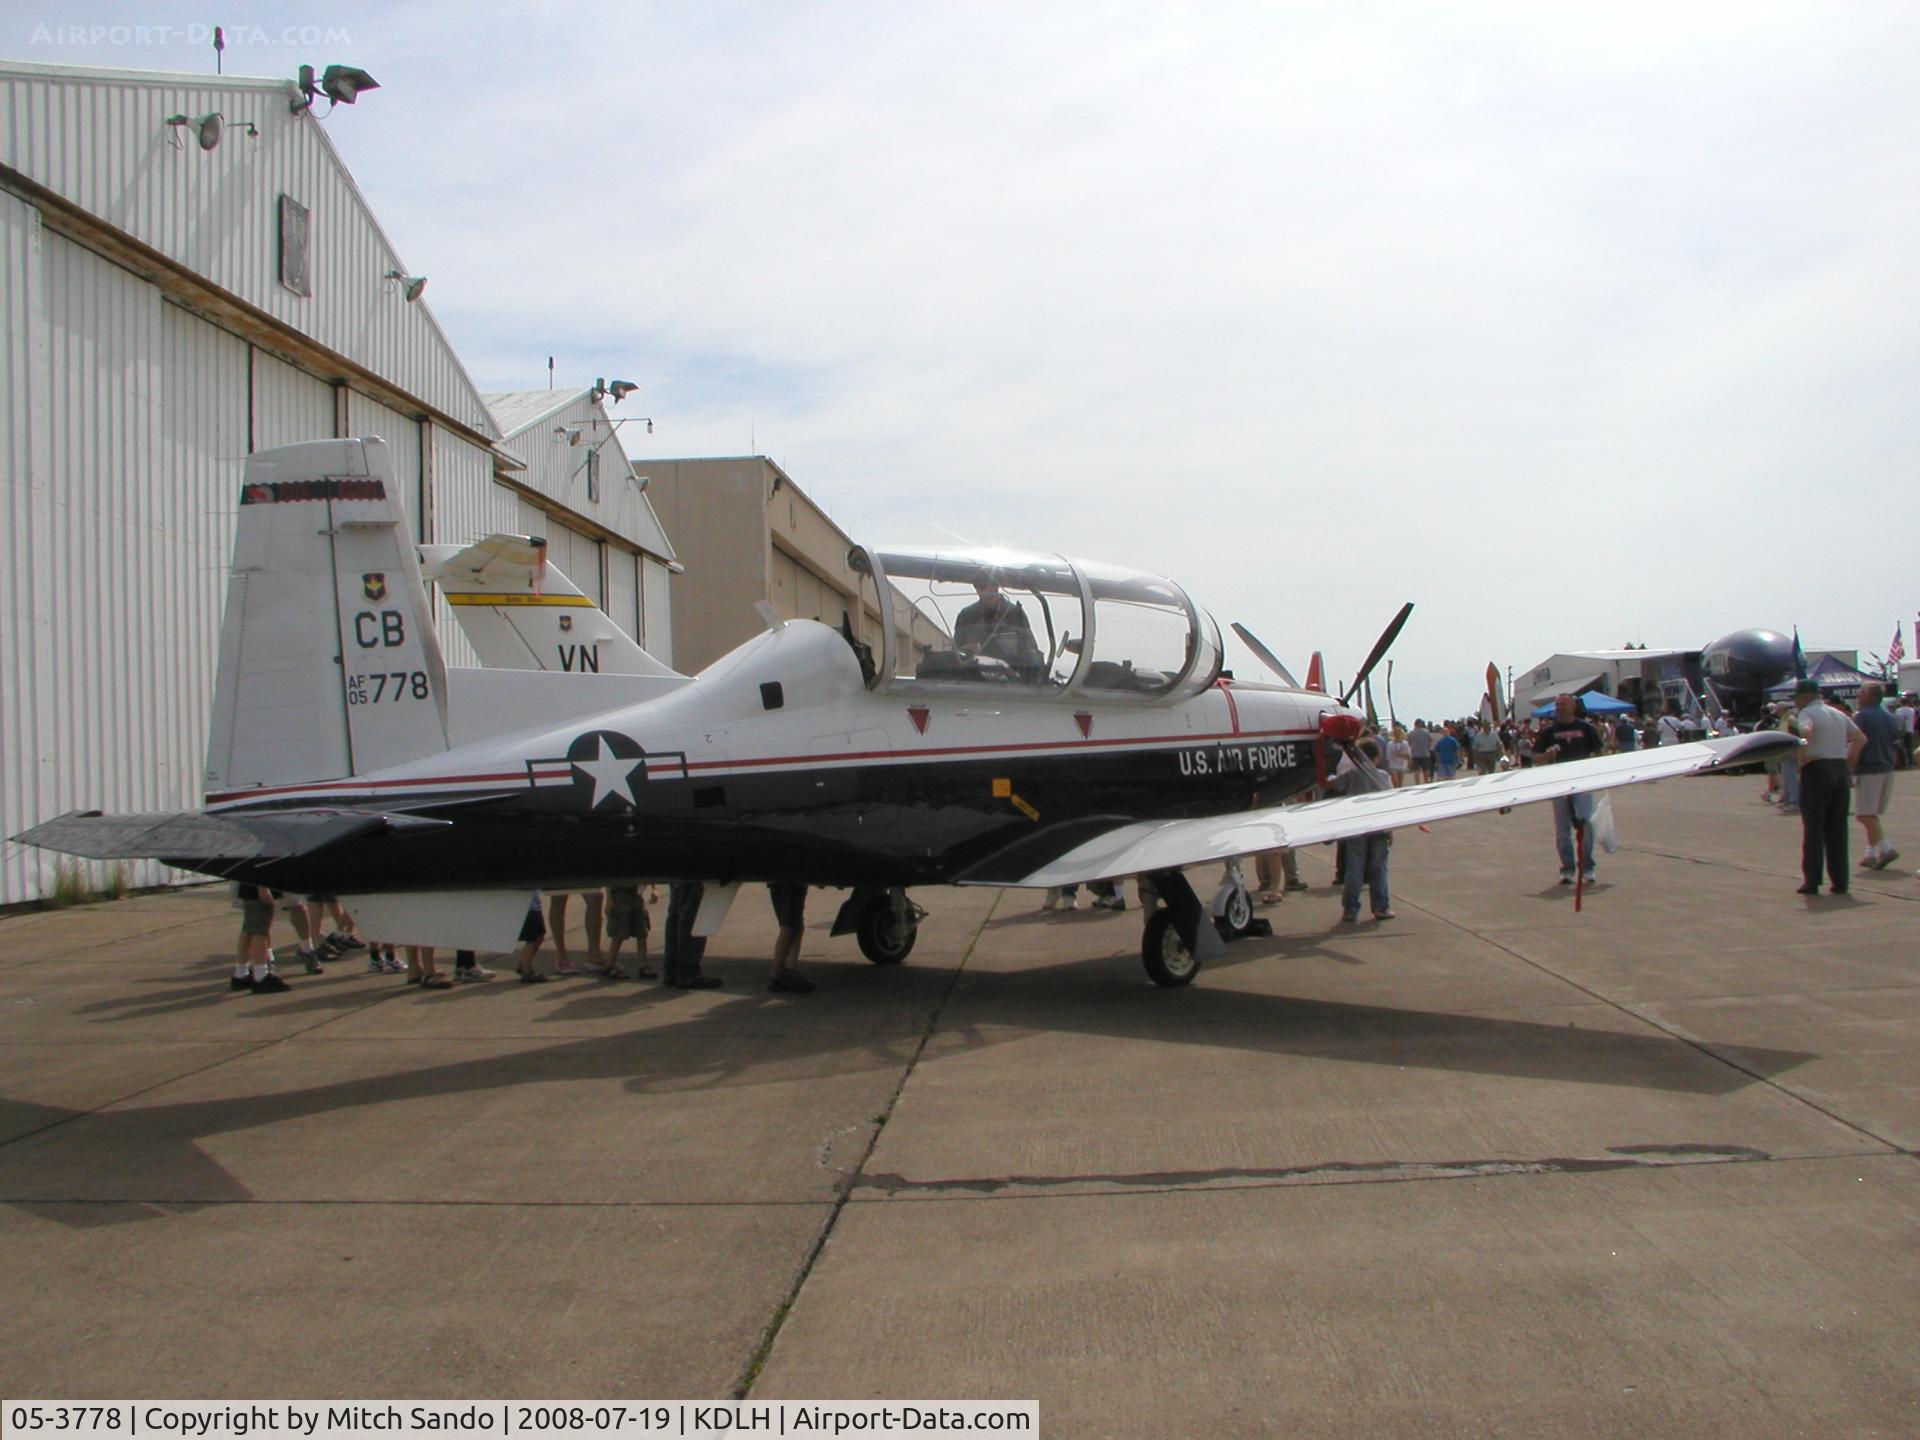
[
  {"x1": 12, "y1": 808, "x2": 393, "y2": 863},
  {"x1": 994, "y1": 731, "x2": 1799, "y2": 890}
]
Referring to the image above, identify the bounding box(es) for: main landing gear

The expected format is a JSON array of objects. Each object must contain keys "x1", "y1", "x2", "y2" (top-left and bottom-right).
[
  {"x1": 832, "y1": 886, "x2": 925, "y2": 965},
  {"x1": 1141, "y1": 909, "x2": 1200, "y2": 987},
  {"x1": 1137, "y1": 864, "x2": 1265, "y2": 987}
]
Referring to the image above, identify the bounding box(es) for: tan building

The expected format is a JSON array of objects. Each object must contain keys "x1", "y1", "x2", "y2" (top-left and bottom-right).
[
  {"x1": 643, "y1": 455, "x2": 942, "y2": 675},
  {"x1": 641, "y1": 456, "x2": 860, "y2": 673}
]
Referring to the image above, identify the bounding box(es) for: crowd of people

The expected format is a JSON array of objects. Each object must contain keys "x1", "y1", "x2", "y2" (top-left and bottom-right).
[
  {"x1": 1041, "y1": 684, "x2": 1914, "y2": 925},
  {"x1": 228, "y1": 879, "x2": 814, "y2": 997}
]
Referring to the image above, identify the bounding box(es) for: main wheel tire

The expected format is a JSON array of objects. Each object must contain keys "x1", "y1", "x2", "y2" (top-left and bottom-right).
[
  {"x1": 1215, "y1": 884, "x2": 1254, "y2": 940},
  {"x1": 857, "y1": 896, "x2": 917, "y2": 965},
  {"x1": 1141, "y1": 909, "x2": 1201, "y2": 987}
]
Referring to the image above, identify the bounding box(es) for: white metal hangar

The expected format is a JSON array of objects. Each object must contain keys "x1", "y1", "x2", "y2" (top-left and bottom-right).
[{"x1": 0, "y1": 60, "x2": 673, "y2": 904}]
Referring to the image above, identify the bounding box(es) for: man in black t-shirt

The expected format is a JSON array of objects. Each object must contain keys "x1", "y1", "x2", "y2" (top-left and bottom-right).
[{"x1": 1535, "y1": 694, "x2": 1606, "y2": 884}]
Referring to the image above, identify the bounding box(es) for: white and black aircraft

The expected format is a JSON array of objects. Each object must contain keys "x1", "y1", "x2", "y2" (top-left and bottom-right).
[{"x1": 18, "y1": 438, "x2": 1794, "y2": 985}]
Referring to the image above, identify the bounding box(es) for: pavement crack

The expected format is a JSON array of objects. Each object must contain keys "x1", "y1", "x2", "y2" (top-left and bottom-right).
[
  {"x1": 854, "y1": 1143, "x2": 1845, "y2": 1199},
  {"x1": 1413, "y1": 889, "x2": 1915, "y2": 1158},
  {"x1": 729, "y1": 900, "x2": 995, "y2": 1399}
]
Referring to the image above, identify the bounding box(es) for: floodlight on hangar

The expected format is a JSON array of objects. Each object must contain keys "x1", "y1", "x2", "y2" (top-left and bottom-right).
[
  {"x1": 292, "y1": 63, "x2": 381, "y2": 114},
  {"x1": 384, "y1": 270, "x2": 429, "y2": 303},
  {"x1": 165, "y1": 112, "x2": 258, "y2": 151}
]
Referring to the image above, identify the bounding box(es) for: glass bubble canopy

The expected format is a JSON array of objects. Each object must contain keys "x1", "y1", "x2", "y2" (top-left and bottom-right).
[{"x1": 849, "y1": 545, "x2": 1223, "y2": 703}]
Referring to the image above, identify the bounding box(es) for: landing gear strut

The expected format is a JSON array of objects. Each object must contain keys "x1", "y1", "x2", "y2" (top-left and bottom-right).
[{"x1": 1211, "y1": 858, "x2": 1258, "y2": 940}]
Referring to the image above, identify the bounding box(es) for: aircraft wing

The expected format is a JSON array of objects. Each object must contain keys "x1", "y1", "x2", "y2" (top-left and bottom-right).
[
  {"x1": 995, "y1": 731, "x2": 1798, "y2": 889},
  {"x1": 13, "y1": 808, "x2": 410, "y2": 863}
]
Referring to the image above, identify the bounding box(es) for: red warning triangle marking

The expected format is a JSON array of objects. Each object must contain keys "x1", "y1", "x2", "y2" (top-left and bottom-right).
[
  {"x1": 1074, "y1": 712, "x2": 1093, "y2": 738},
  {"x1": 907, "y1": 706, "x2": 930, "y2": 735}
]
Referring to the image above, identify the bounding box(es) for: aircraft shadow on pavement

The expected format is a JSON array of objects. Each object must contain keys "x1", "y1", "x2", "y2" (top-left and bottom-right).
[{"x1": 0, "y1": 936, "x2": 1816, "y2": 1228}]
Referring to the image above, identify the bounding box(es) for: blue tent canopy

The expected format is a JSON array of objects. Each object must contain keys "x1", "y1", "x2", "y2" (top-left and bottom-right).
[{"x1": 1532, "y1": 692, "x2": 1636, "y2": 716}]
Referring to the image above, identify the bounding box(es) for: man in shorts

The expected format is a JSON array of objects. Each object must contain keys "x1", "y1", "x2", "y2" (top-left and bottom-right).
[
  {"x1": 1853, "y1": 682, "x2": 1900, "y2": 870},
  {"x1": 232, "y1": 886, "x2": 291, "y2": 993},
  {"x1": 1406, "y1": 720, "x2": 1434, "y2": 782},
  {"x1": 602, "y1": 884, "x2": 657, "y2": 979}
]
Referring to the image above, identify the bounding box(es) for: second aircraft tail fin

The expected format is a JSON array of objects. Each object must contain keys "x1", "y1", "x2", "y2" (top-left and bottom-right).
[{"x1": 420, "y1": 533, "x2": 682, "y2": 678}]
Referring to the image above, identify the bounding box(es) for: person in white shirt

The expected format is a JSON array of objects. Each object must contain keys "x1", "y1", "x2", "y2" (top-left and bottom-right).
[
  {"x1": 1895, "y1": 693, "x2": 1917, "y2": 769},
  {"x1": 1791, "y1": 680, "x2": 1865, "y2": 895}
]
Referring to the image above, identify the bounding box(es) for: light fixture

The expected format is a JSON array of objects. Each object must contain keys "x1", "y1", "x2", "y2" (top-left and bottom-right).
[
  {"x1": 606, "y1": 379, "x2": 640, "y2": 403},
  {"x1": 630, "y1": 474, "x2": 651, "y2": 493},
  {"x1": 554, "y1": 426, "x2": 584, "y2": 447},
  {"x1": 165, "y1": 112, "x2": 257, "y2": 151},
  {"x1": 384, "y1": 269, "x2": 428, "y2": 302},
  {"x1": 292, "y1": 63, "x2": 380, "y2": 114}
]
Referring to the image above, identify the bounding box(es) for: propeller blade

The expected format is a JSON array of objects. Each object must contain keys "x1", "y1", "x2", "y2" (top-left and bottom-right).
[
  {"x1": 1230, "y1": 622, "x2": 1301, "y2": 688},
  {"x1": 1340, "y1": 602, "x2": 1414, "y2": 705},
  {"x1": 1305, "y1": 651, "x2": 1325, "y2": 693},
  {"x1": 1484, "y1": 662, "x2": 1504, "y2": 724}
]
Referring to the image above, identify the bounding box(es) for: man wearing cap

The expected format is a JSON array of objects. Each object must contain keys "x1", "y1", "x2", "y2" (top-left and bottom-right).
[{"x1": 1791, "y1": 679, "x2": 1865, "y2": 895}]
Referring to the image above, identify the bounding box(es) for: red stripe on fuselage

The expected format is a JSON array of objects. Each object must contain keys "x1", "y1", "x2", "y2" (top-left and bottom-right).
[
  {"x1": 1216, "y1": 681, "x2": 1242, "y2": 735},
  {"x1": 207, "y1": 727, "x2": 1319, "y2": 806}
]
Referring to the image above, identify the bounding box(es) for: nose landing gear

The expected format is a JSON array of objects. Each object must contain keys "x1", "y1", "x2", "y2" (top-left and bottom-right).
[{"x1": 832, "y1": 886, "x2": 925, "y2": 964}]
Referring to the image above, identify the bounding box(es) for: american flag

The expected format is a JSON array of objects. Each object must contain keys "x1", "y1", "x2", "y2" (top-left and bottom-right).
[{"x1": 1892, "y1": 623, "x2": 1906, "y2": 668}]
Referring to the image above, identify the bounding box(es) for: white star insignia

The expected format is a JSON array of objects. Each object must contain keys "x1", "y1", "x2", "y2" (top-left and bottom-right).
[{"x1": 571, "y1": 736, "x2": 642, "y2": 809}]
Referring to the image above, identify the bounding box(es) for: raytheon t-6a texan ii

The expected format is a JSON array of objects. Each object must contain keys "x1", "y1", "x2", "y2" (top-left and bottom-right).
[{"x1": 18, "y1": 439, "x2": 1794, "y2": 986}]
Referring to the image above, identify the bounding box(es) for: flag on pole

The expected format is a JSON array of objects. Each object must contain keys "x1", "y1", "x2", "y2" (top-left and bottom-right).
[
  {"x1": 1792, "y1": 626, "x2": 1807, "y2": 681},
  {"x1": 1891, "y1": 623, "x2": 1906, "y2": 668}
]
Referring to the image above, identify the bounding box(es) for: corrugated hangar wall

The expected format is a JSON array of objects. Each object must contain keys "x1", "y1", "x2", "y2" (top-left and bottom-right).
[
  {"x1": 0, "y1": 63, "x2": 680, "y2": 904},
  {"x1": 0, "y1": 196, "x2": 232, "y2": 901},
  {"x1": 0, "y1": 195, "x2": 501, "y2": 905}
]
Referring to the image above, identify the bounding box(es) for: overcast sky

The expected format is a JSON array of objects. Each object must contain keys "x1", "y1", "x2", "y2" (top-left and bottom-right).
[{"x1": 15, "y1": 3, "x2": 1919, "y2": 717}]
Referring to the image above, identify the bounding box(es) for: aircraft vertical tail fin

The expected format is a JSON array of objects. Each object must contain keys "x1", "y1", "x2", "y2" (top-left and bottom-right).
[
  {"x1": 419, "y1": 534, "x2": 681, "y2": 678},
  {"x1": 204, "y1": 438, "x2": 450, "y2": 797}
]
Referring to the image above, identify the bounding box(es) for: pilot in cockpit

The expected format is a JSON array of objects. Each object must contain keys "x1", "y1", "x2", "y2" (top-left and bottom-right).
[{"x1": 953, "y1": 580, "x2": 1044, "y2": 675}]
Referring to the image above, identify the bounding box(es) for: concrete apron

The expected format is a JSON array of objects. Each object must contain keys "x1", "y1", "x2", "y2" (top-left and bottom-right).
[{"x1": 0, "y1": 775, "x2": 1916, "y2": 1434}]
